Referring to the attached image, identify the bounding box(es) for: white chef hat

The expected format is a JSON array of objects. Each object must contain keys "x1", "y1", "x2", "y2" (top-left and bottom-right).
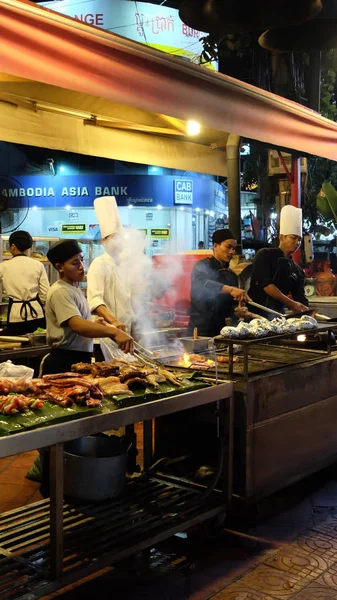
[
  {"x1": 94, "y1": 196, "x2": 122, "y2": 239},
  {"x1": 280, "y1": 205, "x2": 302, "y2": 237}
]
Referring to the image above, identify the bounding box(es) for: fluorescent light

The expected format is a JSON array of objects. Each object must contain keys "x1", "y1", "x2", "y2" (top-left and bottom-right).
[
  {"x1": 187, "y1": 120, "x2": 200, "y2": 136},
  {"x1": 157, "y1": 204, "x2": 162, "y2": 210},
  {"x1": 32, "y1": 205, "x2": 38, "y2": 211},
  {"x1": 128, "y1": 204, "x2": 133, "y2": 209},
  {"x1": 151, "y1": 167, "x2": 158, "y2": 172},
  {"x1": 65, "y1": 205, "x2": 71, "y2": 210}
]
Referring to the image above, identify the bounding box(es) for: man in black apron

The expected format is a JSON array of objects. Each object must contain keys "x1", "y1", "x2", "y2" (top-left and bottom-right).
[
  {"x1": 188, "y1": 229, "x2": 249, "y2": 337},
  {"x1": 249, "y1": 205, "x2": 308, "y2": 315},
  {"x1": 0, "y1": 231, "x2": 49, "y2": 335}
]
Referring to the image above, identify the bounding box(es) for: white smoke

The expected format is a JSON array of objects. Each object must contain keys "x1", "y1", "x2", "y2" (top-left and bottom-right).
[{"x1": 101, "y1": 227, "x2": 184, "y2": 344}]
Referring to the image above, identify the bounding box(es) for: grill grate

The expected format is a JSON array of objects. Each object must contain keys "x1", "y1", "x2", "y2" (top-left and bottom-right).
[{"x1": 0, "y1": 476, "x2": 224, "y2": 599}]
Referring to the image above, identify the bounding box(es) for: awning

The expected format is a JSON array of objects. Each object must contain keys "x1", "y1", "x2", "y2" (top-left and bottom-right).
[{"x1": 1, "y1": 0, "x2": 337, "y2": 166}]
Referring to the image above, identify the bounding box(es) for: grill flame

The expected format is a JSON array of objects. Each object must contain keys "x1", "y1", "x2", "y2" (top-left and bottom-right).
[{"x1": 176, "y1": 353, "x2": 215, "y2": 368}]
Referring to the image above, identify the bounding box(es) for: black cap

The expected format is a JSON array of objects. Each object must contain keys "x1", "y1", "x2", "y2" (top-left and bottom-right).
[
  {"x1": 47, "y1": 240, "x2": 82, "y2": 267},
  {"x1": 9, "y1": 230, "x2": 33, "y2": 252},
  {"x1": 212, "y1": 229, "x2": 236, "y2": 245}
]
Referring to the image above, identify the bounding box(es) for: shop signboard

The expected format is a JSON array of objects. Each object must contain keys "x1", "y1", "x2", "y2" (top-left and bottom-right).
[
  {"x1": 1, "y1": 174, "x2": 226, "y2": 211},
  {"x1": 174, "y1": 179, "x2": 193, "y2": 205},
  {"x1": 41, "y1": 0, "x2": 218, "y2": 71},
  {"x1": 151, "y1": 228, "x2": 170, "y2": 238},
  {"x1": 62, "y1": 224, "x2": 87, "y2": 234}
]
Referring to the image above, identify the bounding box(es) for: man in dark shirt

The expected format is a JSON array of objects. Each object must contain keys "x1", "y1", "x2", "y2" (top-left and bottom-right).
[
  {"x1": 188, "y1": 229, "x2": 249, "y2": 337},
  {"x1": 248, "y1": 205, "x2": 308, "y2": 315}
]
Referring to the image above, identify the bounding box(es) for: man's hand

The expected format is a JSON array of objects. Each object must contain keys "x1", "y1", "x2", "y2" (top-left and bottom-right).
[
  {"x1": 234, "y1": 306, "x2": 257, "y2": 321},
  {"x1": 290, "y1": 301, "x2": 308, "y2": 314},
  {"x1": 110, "y1": 319, "x2": 126, "y2": 332},
  {"x1": 228, "y1": 287, "x2": 250, "y2": 303},
  {"x1": 111, "y1": 329, "x2": 133, "y2": 354}
]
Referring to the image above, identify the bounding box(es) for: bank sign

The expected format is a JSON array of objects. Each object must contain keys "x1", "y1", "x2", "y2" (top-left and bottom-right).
[
  {"x1": 174, "y1": 179, "x2": 193, "y2": 205},
  {"x1": 1, "y1": 174, "x2": 226, "y2": 211}
]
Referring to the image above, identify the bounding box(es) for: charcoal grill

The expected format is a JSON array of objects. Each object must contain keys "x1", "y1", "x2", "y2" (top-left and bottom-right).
[{"x1": 158, "y1": 323, "x2": 337, "y2": 381}]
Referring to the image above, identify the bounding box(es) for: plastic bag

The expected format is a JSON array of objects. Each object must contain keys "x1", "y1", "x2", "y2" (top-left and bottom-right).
[
  {"x1": 0, "y1": 360, "x2": 34, "y2": 393},
  {"x1": 99, "y1": 338, "x2": 136, "y2": 364}
]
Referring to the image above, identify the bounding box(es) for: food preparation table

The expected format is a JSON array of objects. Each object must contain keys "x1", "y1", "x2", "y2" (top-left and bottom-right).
[{"x1": 0, "y1": 381, "x2": 233, "y2": 599}]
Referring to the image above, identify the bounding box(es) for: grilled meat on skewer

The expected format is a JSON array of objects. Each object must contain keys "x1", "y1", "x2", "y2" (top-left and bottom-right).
[{"x1": 39, "y1": 390, "x2": 74, "y2": 407}]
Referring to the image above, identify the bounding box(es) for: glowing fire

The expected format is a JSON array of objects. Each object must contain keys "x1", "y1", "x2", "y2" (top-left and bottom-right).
[
  {"x1": 178, "y1": 353, "x2": 193, "y2": 368},
  {"x1": 176, "y1": 353, "x2": 215, "y2": 368},
  {"x1": 297, "y1": 334, "x2": 307, "y2": 342}
]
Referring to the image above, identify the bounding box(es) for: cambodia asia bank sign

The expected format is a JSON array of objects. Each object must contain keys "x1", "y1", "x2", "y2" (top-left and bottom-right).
[{"x1": 41, "y1": 0, "x2": 218, "y2": 70}]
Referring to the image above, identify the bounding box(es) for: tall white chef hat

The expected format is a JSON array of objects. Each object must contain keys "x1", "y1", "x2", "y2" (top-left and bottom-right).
[
  {"x1": 279, "y1": 205, "x2": 302, "y2": 237},
  {"x1": 94, "y1": 196, "x2": 122, "y2": 239}
]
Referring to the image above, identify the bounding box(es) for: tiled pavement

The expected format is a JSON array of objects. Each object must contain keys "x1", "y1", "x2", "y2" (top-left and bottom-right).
[{"x1": 3, "y1": 453, "x2": 337, "y2": 598}]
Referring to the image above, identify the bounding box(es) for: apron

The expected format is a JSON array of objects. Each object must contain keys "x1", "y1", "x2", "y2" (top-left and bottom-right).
[{"x1": 5, "y1": 254, "x2": 46, "y2": 334}]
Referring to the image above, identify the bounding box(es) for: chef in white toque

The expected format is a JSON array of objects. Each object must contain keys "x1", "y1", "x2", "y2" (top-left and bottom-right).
[
  {"x1": 248, "y1": 205, "x2": 308, "y2": 315},
  {"x1": 87, "y1": 196, "x2": 136, "y2": 334}
]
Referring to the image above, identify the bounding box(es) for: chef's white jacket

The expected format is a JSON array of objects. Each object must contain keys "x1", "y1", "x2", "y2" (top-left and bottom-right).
[
  {"x1": 0, "y1": 256, "x2": 50, "y2": 322},
  {"x1": 87, "y1": 252, "x2": 137, "y2": 334}
]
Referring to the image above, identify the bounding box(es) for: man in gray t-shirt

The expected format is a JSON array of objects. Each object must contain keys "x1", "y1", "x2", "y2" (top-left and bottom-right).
[
  {"x1": 46, "y1": 279, "x2": 93, "y2": 353},
  {"x1": 42, "y1": 239, "x2": 133, "y2": 375}
]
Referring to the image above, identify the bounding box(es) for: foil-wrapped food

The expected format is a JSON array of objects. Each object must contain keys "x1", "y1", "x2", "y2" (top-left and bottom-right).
[{"x1": 220, "y1": 314, "x2": 317, "y2": 339}]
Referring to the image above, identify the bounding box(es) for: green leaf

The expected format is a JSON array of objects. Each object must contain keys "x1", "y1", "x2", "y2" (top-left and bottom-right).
[{"x1": 316, "y1": 180, "x2": 337, "y2": 223}]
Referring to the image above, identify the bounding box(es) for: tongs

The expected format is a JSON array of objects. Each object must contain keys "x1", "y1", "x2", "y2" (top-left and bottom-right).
[
  {"x1": 248, "y1": 300, "x2": 316, "y2": 320},
  {"x1": 133, "y1": 341, "x2": 162, "y2": 368}
]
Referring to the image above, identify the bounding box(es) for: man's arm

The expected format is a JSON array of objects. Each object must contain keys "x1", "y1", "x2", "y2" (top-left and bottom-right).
[
  {"x1": 251, "y1": 250, "x2": 305, "y2": 312},
  {"x1": 193, "y1": 261, "x2": 248, "y2": 303},
  {"x1": 263, "y1": 283, "x2": 307, "y2": 313},
  {"x1": 291, "y1": 270, "x2": 309, "y2": 307},
  {"x1": 94, "y1": 305, "x2": 126, "y2": 331},
  {"x1": 67, "y1": 317, "x2": 133, "y2": 353}
]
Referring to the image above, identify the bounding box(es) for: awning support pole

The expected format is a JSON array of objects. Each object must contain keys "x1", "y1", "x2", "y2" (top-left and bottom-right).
[
  {"x1": 276, "y1": 151, "x2": 301, "y2": 209},
  {"x1": 226, "y1": 134, "x2": 241, "y2": 254}
]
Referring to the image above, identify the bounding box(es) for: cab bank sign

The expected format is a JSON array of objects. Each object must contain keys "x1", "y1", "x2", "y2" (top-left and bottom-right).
[{"x1": 174, "y1": 180, "x2": 193, "y2": 205}]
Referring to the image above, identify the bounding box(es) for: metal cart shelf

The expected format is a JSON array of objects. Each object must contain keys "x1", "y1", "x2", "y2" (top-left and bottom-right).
[{"x1": 0, "y1": 381, "x2": 233, "y2": 599}]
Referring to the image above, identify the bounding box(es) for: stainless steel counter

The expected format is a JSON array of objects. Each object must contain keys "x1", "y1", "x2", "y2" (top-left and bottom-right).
[{"x1": 0, "y1": 382, "x2": 232, "y2": 457}]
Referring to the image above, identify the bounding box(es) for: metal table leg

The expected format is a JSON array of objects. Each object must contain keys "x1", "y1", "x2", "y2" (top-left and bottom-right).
[
  {"x1": 143, "y1": 419, "x2": 153, "y2": 472},
  {"x1": 50, "y1": 443, "x2": 64, "y2": 580}
]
